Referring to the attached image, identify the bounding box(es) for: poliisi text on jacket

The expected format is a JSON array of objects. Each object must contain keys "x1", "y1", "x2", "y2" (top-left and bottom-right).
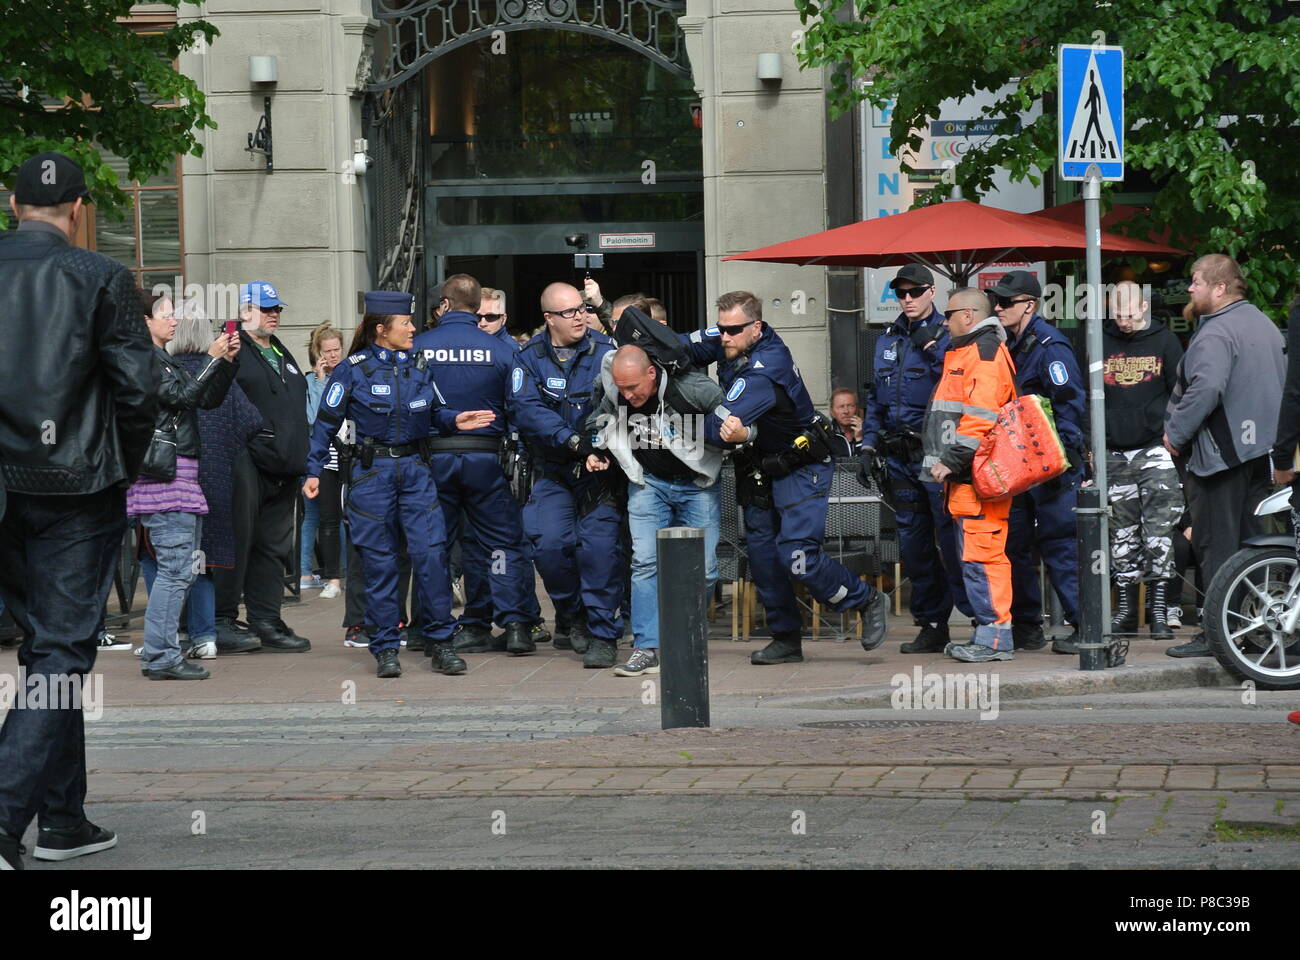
[{"x1": 422, "y1": 347, "x2": 492, "y2": 363}]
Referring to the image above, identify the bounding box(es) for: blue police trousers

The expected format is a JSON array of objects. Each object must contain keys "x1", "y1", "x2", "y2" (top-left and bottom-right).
[
  {"x1": 523, "y1": 475, "x2": 625, "y2": 641},
  {"x1": 347, "y1": 456, "x2": 454, "y2": 655},
  {"x1": 886, "y1": 456, "x2": 973, "y2": 624},
  {"x1": 1007, "y1": 466, "x2": 1082, "y2": 626},
  {"x1": 744, "y1": 461, "x2": 873, "y2": 636}
]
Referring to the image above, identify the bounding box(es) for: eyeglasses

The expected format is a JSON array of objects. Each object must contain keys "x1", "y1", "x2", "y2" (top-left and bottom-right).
[
  {"x1": 942, "y1": 307, "x2": 973, "y2": 319},
  {"x1": 895, "y1": 286, "x2": 931, "y2": 300},
  {"x1": 993, "y1": 296, "x2": 1034, "y2": 309},
  {"x1": 548, "y1": 306, "x2": 588, "y2": 320},
  {"x1": 478, "y1": 313, "x2": 504, "y2": 323},
  {"x1": 716, "y1": 319, "x2": 756, "y2": 336}
]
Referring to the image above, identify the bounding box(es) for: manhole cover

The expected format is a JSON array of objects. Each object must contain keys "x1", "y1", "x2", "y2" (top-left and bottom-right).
[{"x1": 799, "y1": 719, "x2": 950, "y2": 729}]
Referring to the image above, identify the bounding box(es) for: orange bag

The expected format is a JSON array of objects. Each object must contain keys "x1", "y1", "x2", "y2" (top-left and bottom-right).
[{"x1": 971, "y1": 394, "x2": 1068, "y2": 499}]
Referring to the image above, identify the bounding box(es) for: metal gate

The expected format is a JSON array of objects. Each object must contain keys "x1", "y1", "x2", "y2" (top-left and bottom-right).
[{"x1": 364, "y1": 80, "x2": 425, "y2": 317}]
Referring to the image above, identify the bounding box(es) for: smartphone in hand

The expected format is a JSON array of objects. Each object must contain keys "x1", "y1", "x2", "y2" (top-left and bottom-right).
[{"x1": 224, "y1": 320, "x2": 238, "y2": 340}]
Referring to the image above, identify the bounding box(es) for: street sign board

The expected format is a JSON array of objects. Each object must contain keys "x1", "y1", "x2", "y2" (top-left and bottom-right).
[{"x1": 1059, "y1": 44, "x2": 1124, "y2": 181}]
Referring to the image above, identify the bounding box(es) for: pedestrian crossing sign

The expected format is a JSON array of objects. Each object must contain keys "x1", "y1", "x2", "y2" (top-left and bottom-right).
[{"x1": 1058, "y1": 43, "x2": 1124, "y2": 181}]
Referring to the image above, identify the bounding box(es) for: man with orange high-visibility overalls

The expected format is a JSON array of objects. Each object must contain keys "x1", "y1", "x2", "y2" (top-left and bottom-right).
[{"x1": 921, "y1": 288, "x2": 1018, "y2": 662}]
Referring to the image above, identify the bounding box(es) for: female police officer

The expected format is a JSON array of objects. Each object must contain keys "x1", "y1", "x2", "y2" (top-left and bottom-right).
[{"x1": 303, "y1": 291, "x2": 494, "y2": 678}]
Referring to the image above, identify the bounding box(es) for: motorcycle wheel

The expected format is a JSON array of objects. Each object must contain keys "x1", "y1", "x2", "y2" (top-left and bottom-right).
[{"x1": 1203, "y1": 545, "x2": 1300, "y2": 691}]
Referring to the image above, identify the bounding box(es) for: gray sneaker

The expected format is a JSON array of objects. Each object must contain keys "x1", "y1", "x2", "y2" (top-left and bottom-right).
[
  {"x1": 950, "y1": 643, "x2": 1013, "y2": 663},
  {"x1": 613, "y1": 648, "x2": 659, "y2": 677}
]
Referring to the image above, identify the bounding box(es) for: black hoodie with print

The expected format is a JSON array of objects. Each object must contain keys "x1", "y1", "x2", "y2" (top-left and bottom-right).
[{"x1": 1102, "y1": 317, "x2": 1184, "y2": 450}]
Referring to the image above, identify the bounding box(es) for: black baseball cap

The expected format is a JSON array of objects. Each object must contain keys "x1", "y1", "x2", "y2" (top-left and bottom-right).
[
  {"x1": 889, "y1": 263, "x2": 935, "y2": 289},
  {"x1": 990, "y1": 270, "x2": 1042, "y2": 299},
  {"x1": 13, "y1": 152, "x2": 92, "y2": 206}
]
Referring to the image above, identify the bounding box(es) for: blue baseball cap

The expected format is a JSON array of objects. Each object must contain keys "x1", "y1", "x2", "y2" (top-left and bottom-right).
[
  {"x1": 240, "y1": 281, "x2": 285, "y2": 309},
  {"x1": 364, "y1": 290, "x2": 415, "y2": 315}
]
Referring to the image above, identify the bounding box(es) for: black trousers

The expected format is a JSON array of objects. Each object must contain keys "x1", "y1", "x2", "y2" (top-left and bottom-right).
[
  {"x1": 1184, "y1": 456, "x2": 1271, "y2": 592},
  {"x1": 213, "y1": 450, "x2": 296, "y2": 626},
  {"x1": 0, "y1": 488, "x2": 124, "y2": 836},
  {"x1": 316, "y1": 468, "x2": 343, "y2": 580}
]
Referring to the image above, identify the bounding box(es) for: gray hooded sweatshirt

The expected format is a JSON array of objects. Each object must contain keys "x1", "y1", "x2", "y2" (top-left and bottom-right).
[{"x1": 1164, "y1": 298, "x2": 1285, "y2": 477}]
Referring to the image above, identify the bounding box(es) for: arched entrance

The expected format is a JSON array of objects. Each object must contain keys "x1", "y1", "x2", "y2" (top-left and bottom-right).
[{"x1": 365, "y1": 0, "x2": 703, "y2": 332}]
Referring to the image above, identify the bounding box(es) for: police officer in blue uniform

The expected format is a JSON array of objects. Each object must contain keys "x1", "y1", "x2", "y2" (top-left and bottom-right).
[
  {"x1": 413, "y1": 274, "x2": 540, "y2": 657},
  {"x1": 685, "y1": 291, "x2": 889, "y2": 665},
  {"x1": 510, "y1": 281, "x2": 625, "y2": 668},
  {"x1": 304, "y1": 291, "x2": 495, "y2": 678},
  {"x1": 991, "y1": 271, "x2": 1088, "y2": 653},
  {"x1": 863, "y1": 264, "x2": 974, "y2": 653}
]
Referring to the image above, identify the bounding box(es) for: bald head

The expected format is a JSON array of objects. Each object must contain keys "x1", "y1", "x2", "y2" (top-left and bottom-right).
[
  {"x1": 541, "y1": 281, "x2": 588, "y2": 347},
  {"x1": 540, "y1": 282, "x2": 581, "y2": 313},
  {"x1": 1109, "y1": 281, "x2": 1149, "y2": 333},
  {"x1": 611, "y1": 345, "x2": 658, "y2": 407},
  {"x1": 943, "y1": 288, "x2": 990, "y2": 337}
]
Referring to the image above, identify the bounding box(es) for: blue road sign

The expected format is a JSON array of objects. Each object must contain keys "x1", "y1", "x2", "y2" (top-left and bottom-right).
[{"x1": 1059, "y1": 44, "x2": 1124, "y2": 181}]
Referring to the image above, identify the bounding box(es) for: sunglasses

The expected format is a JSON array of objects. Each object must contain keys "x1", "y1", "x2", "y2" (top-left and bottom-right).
[
  {"x1": 993, "y1": 295, "x2": 1035, "y2": 309},
  {"x1": 478, "y1": 313, "x2": 505, "y2": 323},
  {"x1": 895, "y1": 286, "x2": 931, "y2": 300},
  {"x1": 716, "y1": 319, "x2": 756, "y2": 336},
  {"x1": 256, "y1": 305, "x2": 283, "y2": 314},
  {"x1": 942, "y1": 307, "x2": 972, "y2": 319}
]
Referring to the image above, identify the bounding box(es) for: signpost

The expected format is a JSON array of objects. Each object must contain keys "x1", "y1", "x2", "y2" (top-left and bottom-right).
[{"x1": 1059, "y1": 43, "x2": 1124, "y2": 671}]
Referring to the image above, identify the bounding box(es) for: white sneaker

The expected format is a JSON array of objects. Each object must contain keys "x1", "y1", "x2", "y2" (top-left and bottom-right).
[
  {"x1": 187, "y1": 640, "x2": 217, "y2": 660},
  {"x1": 131, "y1": 645, "x2": 143, "y2": 657},
  {"x1": 320, "y1": 582, "x2": 341, "y2": 600},
  {"x1": 1167, "y1": 606, "x2": 1182, "y2": 629},
  {"x1": 97, "y1": 632, "x2": 132, "y2": 651}
]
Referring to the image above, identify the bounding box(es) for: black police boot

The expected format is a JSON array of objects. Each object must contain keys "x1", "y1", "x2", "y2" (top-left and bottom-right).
[
  {"x1": 901, "y1": 621, "x2": 949, "y2": 654},
  {"x1": 1110, "y1": 582, "x2": 1139, "y2": 635},
  {"x1": 215, "y1": 620, "x2": 261, "y2": 654},
  {"x1": 583, "y1": 637, "x2": 618, "y2": 669},
  {"x1": 505, "y1": 622, "x2": 536, "y2": 656},
  {"x1": 530, "y1": 621, "x2": 552, "y2": 645},
  {"x1": 751, "y1": 631, "x2": 804, "y2": 665},
  {"x1": 405, "y1": 625, "x2": 425, "y2": 653},
  {"x1": 858, "y1": 589, "x2": 889, "y2": 652},
  {"x1": 1148, "y1": 580, "x2": 1173, "y2": 637},
  {"x1": 1165, "y1": 632, "x2": 1213, "y2": 658},
  {"x1": 552, "y1": 609, "x2": 574, "y2": 650},
  {"x1": 430, "y1": 642, "x2": 468, "y2": 676},
  {"x1": 376, "y1": 648, "x2": 402, "y2": 679},
  {"x1": 570, "y1": 619, "x2": 594, "y2": 656},
  {"x1": 451, "y1": 622, "x2": 506, "y2": 653},
  {"x1": 1013, "y1": 622, "x2": 1047, "y2": 651}
]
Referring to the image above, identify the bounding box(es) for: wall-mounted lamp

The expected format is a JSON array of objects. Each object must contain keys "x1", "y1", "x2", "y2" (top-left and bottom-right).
[
  {"x1": 246, "y1": 56, "x2": 277, "y2": 173},
  {"x1": 756, "y1": 53, "x2": 783, "y2": 83}
]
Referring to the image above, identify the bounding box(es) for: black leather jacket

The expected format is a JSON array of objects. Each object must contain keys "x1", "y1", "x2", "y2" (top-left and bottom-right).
[
  {"x1": 0, "y1": 223, "x2": 157, "y2": 494},
  {"x1": 155, "y1": 347, "x2": 237, "y2": 457}
]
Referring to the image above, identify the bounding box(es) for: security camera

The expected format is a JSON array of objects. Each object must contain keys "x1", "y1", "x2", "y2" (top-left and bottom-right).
[{"x1": 564, "y1": 233, "x2": 588, "y2": 249}]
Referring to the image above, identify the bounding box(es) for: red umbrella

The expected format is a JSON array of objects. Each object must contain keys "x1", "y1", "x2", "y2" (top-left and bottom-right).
[
  {"x1": 723, "y1": 200, "x2": 1187, "y2": 283},
  {"x1": 1035, "y1": 200, "x2": 1188, "y2": 250}
]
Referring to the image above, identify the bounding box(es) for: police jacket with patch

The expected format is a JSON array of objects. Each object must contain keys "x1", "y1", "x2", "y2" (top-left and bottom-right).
[
  {"x1": 413, "y1": 310, "x2": 513, "y2": 440},
  {"x1": 1005, "y1": 314, "x2": 1087, "y2": 454},
  {"x1": 922, "y1": 317, "x2": 1016, "y2": 483},
  {"x1": 684, "y1": 324, "x2": 816, "y2": 454},
  {"x1": 863, "y1": 306, "x2": 951, "y2": 450},
  {"x1": 1101, "y1": 318, "x2": 1183, "y2": 450},
  {"x1": 509, "y1": 329, "x2": 616, "y2": 461},
  {"x1": 585, "y1": 351, "x2": 726, "y2": 488},
  {"x1": 0, "y1": 223, "x2": 157, "y2": 494},
  {"x1": 153, "y1": 346, "x2": 238, "y2": 458},
  {"x1": 306, "y1": 346, "x2": 460, "y2": 477},
  {"x1": 235, "y1": 330, "x2": 309, "y2": 479}
]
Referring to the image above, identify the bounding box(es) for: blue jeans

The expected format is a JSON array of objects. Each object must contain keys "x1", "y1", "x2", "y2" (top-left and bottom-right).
[
  {"x1": 142, "y1": 560, "x2": 216, "y2": 647},
  {"x1": 139, "y1": 512, "x2": 203, "y2": 670},
  {"x1": 0, "y1": 488, "x2": 126, "y2": 836},
  {"x1": 626, "y1": 473, "x2": 720, "y2": 650},
  {"x1": 300, "y1": 494, "x2": 319, "y2": 579}
]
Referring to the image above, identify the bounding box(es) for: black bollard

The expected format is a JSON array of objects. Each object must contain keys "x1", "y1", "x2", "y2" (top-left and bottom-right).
[
  {"x1": 1075, "y1": 483, "x2": 1106, "y2": 671},
  {"x1": 657, "y1": 526, "x2": 709, "y2": 728}
]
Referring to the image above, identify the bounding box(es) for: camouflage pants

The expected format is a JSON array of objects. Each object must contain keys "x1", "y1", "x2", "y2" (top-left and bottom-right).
[{"x1": 1107, "y1": 445, "x2": 1182, "y2": 584}]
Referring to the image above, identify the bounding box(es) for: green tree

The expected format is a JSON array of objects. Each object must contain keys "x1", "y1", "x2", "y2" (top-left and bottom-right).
[
  {"x1": 0, "y1": 0, "x2": 216, "y2": 226},
  {"x1": 794, "y1": 0, "x2": 1300, "y2": 312}
]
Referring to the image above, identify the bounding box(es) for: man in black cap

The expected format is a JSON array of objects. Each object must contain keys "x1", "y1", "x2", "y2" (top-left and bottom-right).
[
  {"x1": 0, "y1": 152, "x2": 156, "y2": 869},
  {"x1": 861, "y1": 263, "x2": 973, "y2": 653},
  {"x1": 991, "y1": 269, "x2": 1088, "y2": 653}
]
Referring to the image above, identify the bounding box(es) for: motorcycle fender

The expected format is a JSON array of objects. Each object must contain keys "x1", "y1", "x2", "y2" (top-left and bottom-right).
[{"x1": 1240, "y1": 535, "x2": 1295, "y2": 549}]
